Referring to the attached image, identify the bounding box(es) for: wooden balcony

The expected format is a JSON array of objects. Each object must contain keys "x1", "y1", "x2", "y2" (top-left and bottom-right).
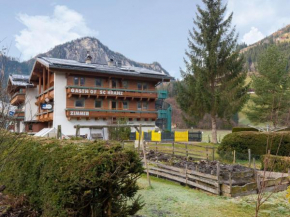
[
  {"x1": 14, "y1": 109, "x2": 25, "y2": 119},
  {"x1": 36, "y1": 111, "x2": 53, "y2": 122},
  {"x1": 66, "y1": 108, "x2": 158, "y2": 120},
  {"x1": 66, "y1": 86, "x2": 158, "y2": 100},
  {"x1": 36, "y1": 87, "x2": 54, "y2": 105},
  {"x1": 10, "y1": 93, "x2": 25, "y2": 106}
]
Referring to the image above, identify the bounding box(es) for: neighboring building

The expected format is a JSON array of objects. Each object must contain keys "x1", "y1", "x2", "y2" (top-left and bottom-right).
[
  {"x1": 7, "y1": 74, "x2": 33, "y2": 132},
  {"x1": 8, "y1": 55, "x2": 172, "y2": 138}
]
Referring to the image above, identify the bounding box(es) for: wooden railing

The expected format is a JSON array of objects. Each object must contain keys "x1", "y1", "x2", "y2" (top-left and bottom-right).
[
  {"x1": 36, "y1": 110, "x2": 53, "y2": 122},
  {"x1": 35, "y1": 87, "x2": 54, "y2": 105},
  {"x1": 10, "y1": 93, "x2": 25, "y2": 106},
  {"x1": 66, "y1": 86, "x2": 158, "y2": 100},
  {"x1": 66, "y1": 108, "x2": 158, "y2": 120}
]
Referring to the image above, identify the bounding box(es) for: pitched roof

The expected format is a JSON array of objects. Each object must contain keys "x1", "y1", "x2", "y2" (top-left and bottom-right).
[
  {"x1": 35, "y1": 57, "x2": 173, "y2": 81},
  {"x1": 8, "y1": 74, "x2": 33, "y2": 87}
]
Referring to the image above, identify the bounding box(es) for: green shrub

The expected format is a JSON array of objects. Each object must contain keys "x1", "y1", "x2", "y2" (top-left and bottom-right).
[
  {"x1": 261, "y1": 155, "x2": 290, "y2": 172},
  {"x1": 232, "y1": 127, "x2": 259, "y2": 133},
  {"x1": 0, "y1": 134, "x2": 143, "y2": 216},
  {"x1": 218, "y1": 131, "x2": 290, "y2": 160}
]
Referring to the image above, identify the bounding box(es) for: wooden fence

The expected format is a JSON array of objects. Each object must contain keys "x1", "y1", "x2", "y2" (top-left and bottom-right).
[{"x1": 145, "y1": 141, "x2": 216, "y2": 161}]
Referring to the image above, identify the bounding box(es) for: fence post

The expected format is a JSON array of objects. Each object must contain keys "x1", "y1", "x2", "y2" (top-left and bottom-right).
[
  {"x1": 206, "y1": 147, "x2": 208, "y2": 160},
  {"x1": 217, "y1": 162, "x2": 221, "y2": 195},
  {"x1": 138, "y1": 124, "x2": 142, "y2": 153},
  {"x1": 155, "y1": 142, "x2": 157, "y2": 154},
  {"x1": 57, "y1": 125, "x2": 61, "y2": 139},
  {"x1": 212, "y1": 148, "x2": 215, "y2": 161},
  {"x1": 229, "y1": 171, "x2": 232, "y2": 195},
  {"x1": 185, "y1": 162, "x2": 188, "y2": 186},
  {"x1": 75, "y1": 125, "x2": 80, "y2": 137},
  {"x1": 142, "y1": 141, "x2": 152, "y2": 187},
  {"x1": 233, "y1": 150, "x2": 236, "y2": 164},
  {"x1": 172, "y1": 141, "x2": 175, "y2": 157},
  {"x1": 186, "y1": 143, "x2": 188, "y2": 159},
  {"x1": 248, "y1": 149, "x2": 251, "y2": 168}
]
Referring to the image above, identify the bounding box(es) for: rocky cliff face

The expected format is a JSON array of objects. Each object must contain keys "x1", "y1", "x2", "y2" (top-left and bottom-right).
[
  {"x1": 1, "y1": 37, "x2": 169, "y2": 80},
  {"x1": 25, "y1": 37, "x2": 169, "y2": 75}
]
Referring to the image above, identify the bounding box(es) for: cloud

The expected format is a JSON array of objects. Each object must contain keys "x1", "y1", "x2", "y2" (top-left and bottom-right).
[
  {"x1": 15, "y1": 5, "x2": 98, "y2": 60},
  {"x1": 226, "y1": 0, "x2": 290, "y2": 42},
  {"x1": 242, "y1": 27, "x2": 264, "y2": 45}
]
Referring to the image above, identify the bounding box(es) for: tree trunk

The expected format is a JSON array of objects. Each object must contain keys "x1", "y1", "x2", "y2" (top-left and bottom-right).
[{"x1": 211, "y1": 114, "x2": 218, "y2": 144}]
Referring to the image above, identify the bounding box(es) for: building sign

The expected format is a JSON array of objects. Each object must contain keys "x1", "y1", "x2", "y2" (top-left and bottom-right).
[
  {"x1": 70, "y1": 111, "x2": 90, "y2": 116},
  {"x1": 9, "y1": 111, "x2": 15, "y2": 116},
  {"x1": 70, "y1": 88, "x2": 123, "y2": 96},
  {"x1": 41, "y1": 103, "x2": 53, "y2": 110}
]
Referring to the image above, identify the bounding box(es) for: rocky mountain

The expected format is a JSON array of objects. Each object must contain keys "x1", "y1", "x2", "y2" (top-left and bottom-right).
[
  {"x1": 1, "y1": 37, "x2": 170, "y2": 79},
  {"x1": 241, "y1": 24, "x2": 290, "y2": 72}
]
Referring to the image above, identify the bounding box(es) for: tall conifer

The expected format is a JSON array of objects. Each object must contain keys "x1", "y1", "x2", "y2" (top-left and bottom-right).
[
  {"x1": 246, "y1": 45, "x2": 290, "y2": 128},
  {"x1": 177, "y1": 0, "x2": 249, "y2": 143}
]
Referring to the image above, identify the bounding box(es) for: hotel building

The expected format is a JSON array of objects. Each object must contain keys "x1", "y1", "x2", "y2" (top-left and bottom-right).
[{"x1": 7, "y1": 55, "x2": 172, "y2": 139}]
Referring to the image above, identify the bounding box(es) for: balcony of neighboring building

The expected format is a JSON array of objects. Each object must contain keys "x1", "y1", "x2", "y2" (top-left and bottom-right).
[
  {"x1": 10, "y1": 89, "x2": 26, "y2": 106},
  {"x1": 14, "y1": 109, "x2": 25, "y2": 119}
]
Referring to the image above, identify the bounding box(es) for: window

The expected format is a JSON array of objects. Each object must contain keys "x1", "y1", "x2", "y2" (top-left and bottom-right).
[
  {"x1": 123, "y1": 101, "x2": 129, "y2": 110},
  {"x1": 112, "y1": 80, "x2": 118, "y2": 88},
  {"x1": 28, "y1": 124, "x2": 33, "y2": 131},
  {"x1": 95, "y1": 100, "x2": 102, "y2": 108},
  {"x1": 95, "y1": 78, "x2": 102, "y2": 87},
  {"x1": 111, "y1": 101, "x2": 117, "y2": 110},
  {"x1": 74, "y1": 77, "x2": 85, "y2": 86},
  {"x1": 75, "y1": 98, "x2": 85, "y2": 107},
  {"x1": 80, "y1": 77, "x2": 85, "y2": 86},
  {"x1": 137, "y1": 82, "x2": 148, "y2": 90},
  {"x1": 74, "y1": 77, "x2": 79, "y2": 85},
  {"x1": 143, "y1": 83, "x2": 148, "y2": 90},
  {"x1": 137, "y1": 102, "x2": 148, "y2": 110},
  {"x1": 137, "y1": 83, "x2": 142, "y2": 90},
  {"x1": 137, "y1": 102, "x2": 142, "y2": 110},
  {"x1": 122, "y1": 80, "x2": 128, "y2": 89},
  {"x1": 142, "y1": 102, "x2": 148, "y2": 110}
]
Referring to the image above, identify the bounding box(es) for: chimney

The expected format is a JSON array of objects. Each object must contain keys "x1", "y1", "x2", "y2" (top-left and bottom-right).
[
  {"x1": 107, "y1": 58, "x2": 114, "y2": 67},
  {"x1": 85, "y1": 51, "x2": 92, "y2": 64}
]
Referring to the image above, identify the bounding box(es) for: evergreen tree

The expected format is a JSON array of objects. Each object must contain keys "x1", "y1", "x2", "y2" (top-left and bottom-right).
[
  {"x1": 176, "y1": 0, "x2": 249, "y2": 143},
  {"x1": 246, "y1": 45, "x2": 290, "y2": 128}
]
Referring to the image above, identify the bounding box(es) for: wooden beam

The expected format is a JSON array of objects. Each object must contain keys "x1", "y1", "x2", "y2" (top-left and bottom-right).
[{"x1": 43, "y1": 67, "x2": 46, "y2": 91}]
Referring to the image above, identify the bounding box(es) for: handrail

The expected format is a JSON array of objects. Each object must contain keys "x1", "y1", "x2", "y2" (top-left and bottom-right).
[
  {"x1": 66, "y1": 108, "x2": 157, "y2": 113},
  {"x1": 66, "y1": 85, "x2": 158, "y2": 93},
  {"x1": 36, "y1": 86, "x2": 54, "y2": 98}
]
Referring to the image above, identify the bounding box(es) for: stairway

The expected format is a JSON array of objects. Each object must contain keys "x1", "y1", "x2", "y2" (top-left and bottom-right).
[{"x1": 34, "y1": 128, "x2": 56, "y2": 137}]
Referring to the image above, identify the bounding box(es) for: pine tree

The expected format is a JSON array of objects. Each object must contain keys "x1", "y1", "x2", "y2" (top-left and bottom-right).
[
  {"x1": 176, "y1": 0, "x2": 249, "y2": 143},
  {"x1": 246, "y1": 45, "x2": 290, "y2": 128}
]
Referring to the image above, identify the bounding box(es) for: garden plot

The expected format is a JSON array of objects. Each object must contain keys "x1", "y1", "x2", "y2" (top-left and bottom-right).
[{"x1": 144, "y1": 150, "x2": 290, "y2": 197}]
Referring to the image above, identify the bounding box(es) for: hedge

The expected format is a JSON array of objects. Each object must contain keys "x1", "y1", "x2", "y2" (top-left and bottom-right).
[
  {"x1": 0, "y1": 134, "x2": 143, "y2": 216},
  {"x1": 261, "y1": 155, "x2": 290, "y2": 172},
  {"x1": 232, "y1": 127, "x2": 259, "y2": 133},
  {"x1": 218, "y1": 131, "x2": 290, "y2": 160}
]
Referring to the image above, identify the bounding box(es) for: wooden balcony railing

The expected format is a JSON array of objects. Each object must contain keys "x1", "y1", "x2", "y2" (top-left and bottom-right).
[
  {"x1": 36, "y1": 87, "x2": 54, "y2": 105},
  {"x1": 10, "y1": 93, "x2": 25, "y2": 106},
  {"x1": 36, "y1": 110, "x2": 53, "y2": 122},
  {"x1": 14, "y1": 109, "x2": 25, "y2": 119},
  {"x1": 66, "y1": 108, "x2": 158, "y2": 120},
  {"x1": 66, "y1": 86, "x2": 158, "y2": 100}
]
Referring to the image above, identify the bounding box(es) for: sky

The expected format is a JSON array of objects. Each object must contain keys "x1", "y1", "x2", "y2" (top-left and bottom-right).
[{"x1": 1, "y1": 0, "x2": 290, "y2": 79}]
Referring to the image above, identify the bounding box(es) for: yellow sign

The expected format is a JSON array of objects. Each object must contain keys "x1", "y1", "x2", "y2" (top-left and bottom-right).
[{"x1": 174, "y1": 131, "x2": 188, "y2": 142}]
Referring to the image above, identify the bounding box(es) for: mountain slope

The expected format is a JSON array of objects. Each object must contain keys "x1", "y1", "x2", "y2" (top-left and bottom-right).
[
  {"x1": 2, "y1": 37, "x2": 169, "y2": 78},
  {"x1": 241, "y1": 24, "x2": 290, "y2": 72}
]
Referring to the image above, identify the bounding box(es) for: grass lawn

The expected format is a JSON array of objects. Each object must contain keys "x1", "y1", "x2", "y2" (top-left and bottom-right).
[{"x1": 135, "y1": 175, "x2": 290, "y2": 217}]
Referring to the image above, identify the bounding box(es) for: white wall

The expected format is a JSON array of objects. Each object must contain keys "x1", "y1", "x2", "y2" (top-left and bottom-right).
[
  {"x1": 25, "y1": 87, "x2": 38, "y2": 121},
  {"x1": 53, "y1": 72, "x2": 108, "y2": 138}
]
